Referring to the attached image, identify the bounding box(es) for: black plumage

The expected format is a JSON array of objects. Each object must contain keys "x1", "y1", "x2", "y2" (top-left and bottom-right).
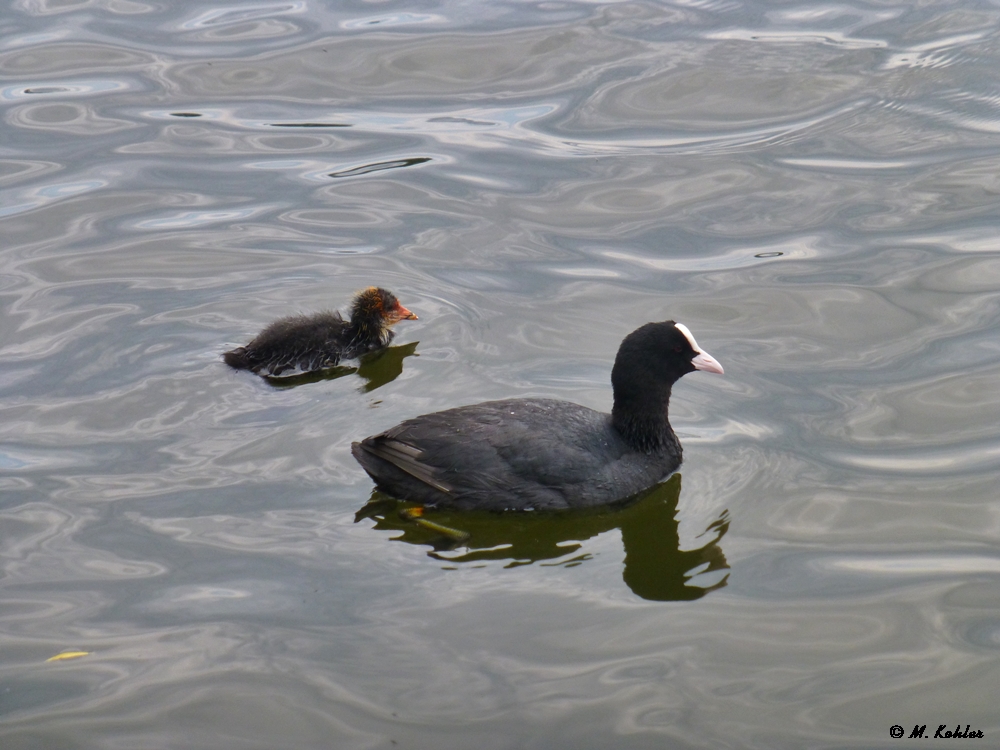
[
  {"x1": 352, "y1": 320, "x2": 723, "y2": 511},
  {"x1": 224, "y1": 287, "x2": 417, "y2": 377}
]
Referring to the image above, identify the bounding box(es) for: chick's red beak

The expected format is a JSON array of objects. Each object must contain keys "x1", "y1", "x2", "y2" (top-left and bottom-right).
[{"x1": 396, "y1": 302, "x2": 418, "y2": 321}]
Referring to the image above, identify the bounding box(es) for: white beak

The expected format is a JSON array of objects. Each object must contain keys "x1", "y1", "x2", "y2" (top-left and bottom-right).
[
  {"x1": 674, "y1": 323, "x2": 724, "y2": 374},
  {"x1": 691, "y1": 350, "x2": 724, "y2": 375}
]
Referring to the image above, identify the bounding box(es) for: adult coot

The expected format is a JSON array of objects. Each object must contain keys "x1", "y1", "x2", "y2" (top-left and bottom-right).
[
  {"x1": 224, "y1": 287, "x2": 417, "y2": 377},
  {"x1": 352, "y1": 320, "x2": 723, "y2": 511}
]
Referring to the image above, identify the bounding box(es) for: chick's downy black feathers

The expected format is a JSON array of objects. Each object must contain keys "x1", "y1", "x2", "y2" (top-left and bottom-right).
[{"x1": 224, "y1": 287, "x2": 417, "y2": 377}]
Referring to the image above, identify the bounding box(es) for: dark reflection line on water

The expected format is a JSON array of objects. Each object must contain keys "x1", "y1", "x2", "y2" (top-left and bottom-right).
[
  {"x1": 428, "y1": 116, "x2": 496, "y2": 126},
  {"x1": 355, "y1": 474, "x2": 730, "y2": 602},
  {"x1": 328, "y1": 157, "x2": 431, "y2": 179},
  {"x1": 340, "y1": 12, "x2": 443, "y2": 29},
  {"x1": 3, "y1": 81, "x2": 132, "y2": 101}
]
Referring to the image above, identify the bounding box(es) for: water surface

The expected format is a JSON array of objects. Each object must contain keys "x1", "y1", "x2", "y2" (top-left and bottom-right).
[{"x1": 2, "y1": 0, "x2": 999, "y2": 747}]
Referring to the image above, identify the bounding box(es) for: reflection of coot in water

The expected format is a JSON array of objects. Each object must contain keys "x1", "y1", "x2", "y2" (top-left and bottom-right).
[
  {"x1": 355, "y1": 475, "x2": 730, "y2": 602},
  {"x1": 620, "y1": 477, "x2": 729, "y2": 601},
  {"x1": 353, "y1": 321, "x2": 723, "y2": 511}
]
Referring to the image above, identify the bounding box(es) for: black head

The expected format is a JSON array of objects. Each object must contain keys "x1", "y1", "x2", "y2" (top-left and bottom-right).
[
  {"x1": 612, "y1": 320, "x2": 723, "y2": 387},
  {"x1": 611, "y1": 321, "x2": 723, "y2": 452}
]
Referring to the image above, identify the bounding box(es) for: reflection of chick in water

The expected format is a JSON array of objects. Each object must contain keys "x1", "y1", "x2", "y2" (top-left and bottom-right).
[
  {"x1": 355, "y1": 474, "x2": 730, "y2": 602},
  {"x1": 264, "y1": 341, "x2": 419, "y2": 392}
]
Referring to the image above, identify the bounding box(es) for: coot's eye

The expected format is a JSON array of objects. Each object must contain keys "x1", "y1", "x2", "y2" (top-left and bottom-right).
[{"x1": 673, "y1": 346, "x2": 683, "y2": 353}]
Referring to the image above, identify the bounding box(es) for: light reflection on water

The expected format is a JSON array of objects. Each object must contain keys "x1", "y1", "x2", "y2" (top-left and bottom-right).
[{"x1": 1, "y1": 0, "x2": 1000, "y2": 747}]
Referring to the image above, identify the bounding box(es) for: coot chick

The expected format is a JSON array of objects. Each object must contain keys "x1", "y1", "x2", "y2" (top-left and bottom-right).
[
  {"x1": 352, "y1": 321, "x2": 723, "y2": 511},
  {"x1": 224, "y1": 287, "x2": 417, "y2": 377}
]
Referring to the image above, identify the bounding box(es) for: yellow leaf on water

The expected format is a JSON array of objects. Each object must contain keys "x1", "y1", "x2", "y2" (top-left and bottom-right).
[{"x1": 46, "y1": 651, "x2": 90, "y2": 662}]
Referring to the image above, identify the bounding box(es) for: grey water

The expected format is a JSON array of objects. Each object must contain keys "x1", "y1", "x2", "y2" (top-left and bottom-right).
[{"x1": 2, "y1": 0, "x2": 999, "y2": 747}]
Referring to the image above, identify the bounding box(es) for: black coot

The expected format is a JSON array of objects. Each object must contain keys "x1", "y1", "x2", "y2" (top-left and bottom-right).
[
  {"x1": 224, "y1": 287, "x2": 418, "y2": 377},
  {"x1": 352, "y1": 320, "x2": 723, "y2": 511}
]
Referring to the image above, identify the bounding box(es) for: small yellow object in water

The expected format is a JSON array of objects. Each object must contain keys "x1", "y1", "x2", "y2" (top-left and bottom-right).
[
  {"x1": 46, "y1": 651, "x2": 90, "y2": 662},
  {"x1": 399, "y1": 507, "x2": 470, "y2": 543}
]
